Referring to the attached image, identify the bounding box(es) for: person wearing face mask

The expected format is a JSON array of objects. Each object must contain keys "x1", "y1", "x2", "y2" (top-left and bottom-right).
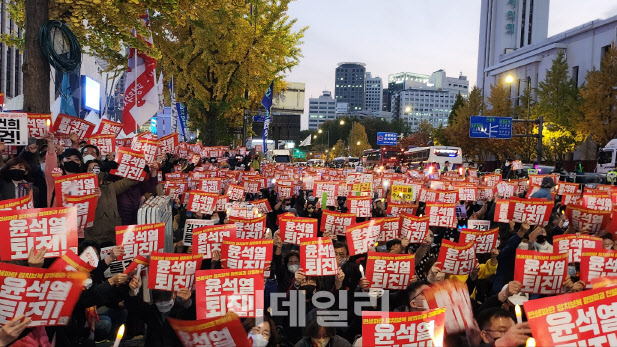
[
  {"x1": 81, "y1": 145, "x2": 100, "y2": 164},
  {"x1": 0, "y1": 157, "x2": 43, "y2": 207},
  {"x1": 333, "y1": 241, "x2": 362, "y2": 290},
  {"x1": 299, "y1": 196, "x2": 321, "y2": 224},
  {"x1": 60, "y1": 148, "x2": 84, "y2": 175},
  {"x1": 116, "y1": 161, "x2": 159, "y2": 225},
  {"x1": 294, "y1": 315, "x2": 351, "y2": 347},
  {"x1": 242, "y1": 316, "x2": 280, "y2": 347},
  {"x1": 500, "y1": 159, "x2": 512, "y2": 179},
  {"x1": 272, "y1": 243, "x2": 301, "y2": 293},
  {"x1": 527, "y1": 226, "x2": 553, "y2": 253},
  {"x1": 125, "y1": 276, "x2": 195, "y2": 347}
]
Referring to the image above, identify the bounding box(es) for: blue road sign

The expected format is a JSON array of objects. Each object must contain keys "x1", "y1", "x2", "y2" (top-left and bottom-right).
[
  {"x1": 253, "y1": 115, "x2": 266, "y2": 122},
  {"x1": 469, "y1": 116, "x2": 512, "y2": 139},
  {"x1": 377, "y1": 132, "x2": 398, "y2": 145}
]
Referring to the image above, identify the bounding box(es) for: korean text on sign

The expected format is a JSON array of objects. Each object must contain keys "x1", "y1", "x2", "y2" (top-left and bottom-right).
[
  {"x1": 229, "y1": 215, "x2": 266, "y2": 239},
  {"x1": 566, "y1": 204, "x2": 610, "y2": 233},
  {"x1": 53, "y1": 113, "x2": 94, "y2": 139},
  {"x1": 426, "y1": 202, "x2": 457, "y2": 229},
  {"x1": 0, "y1": 207, "x2": 78, "y2": 260},
  {"x1": 424, "y1": 279, "x2": 475, "y2": 334},
  {"x1": 0, "y1": 113, "x2": 29, "y2": 146},
  {"x1": 400, "y1": 214, "x2": 429, "y2": 243},
  {"x1": 110, "y1": 147, "x2": 147, "y2": 181},
  {"x1": 63, "y1": 194, "x2": 98, "y2": 229},
  {"x1": 192, "y1": 224, "x2": 235, "y2": 259},
  {"x1": 168, "y1": 312, "x2": 250, "y2": 347},
  {"x1": 96, "y1": 118, "x2": 123, "y2": 137},
  {"x1": 221, "y1": 237, "x2": 273, "y2": 271},
  {"x1": 514, "y1": 249, "x2": 567, "y2": 295},
  {"x1": 300, "y1": 237, "x2": 337, "y2": 276},
  {"x1": 26, "y1": 113, "x2": 51, "y2": 139},
  {"x1": 347, "y1": 196, "x2": 372, "y2": 217},
  {"x1": 436, "y1": 240, "x2": 476, "y2": 275},
  {"x1": 361, "y1": 309, "x2": 446, "y2": 347},
  {"x1": 147, "y1": 252, "x2": 203, "y2": 291},
  {"x1": 579, "y1": 250, "x2": 617, "y2": 287},
  {"x1": 0, "y1": 262, "x2": 88, "y2": 326},
  {"x1": 507, "y1": 197, "x2": 553, "y2": 225},
  {"x1": 553, "y1": 234, "x2": 602, "y2": 263},
  {"x1": 187, "y1": 191, "x2": 219, "y2": 215},
  {"x1": 195, "y1": 269, "x2": 264, "y2": 318},
  {"x1": 116, "y1": 222, "x2": 165, "y2": 260},
  {"x1": 459, "y1": 228, "x2": 499, "y2": 254},
  {"x1": 345, "y1": 220, "x2": 381, "y2": 256},
  {"x1": 321, "y1": 211, "x2": 355, "y2": 237},
  {"x1": 280, "y1": 217, "x2": 317, "y2": 245},
  {"x1": 523, "y1": 285, "x2": 617, "y2": 347},
  {"x1": 377, "y1": 216, "x2": 401, "y2": 242},
  {"x1": 183, "y1": 219, "x2": 215, "y2": 247},
  {"x1": 365, "y1": 252, "x2": 415, "y2": 290}
]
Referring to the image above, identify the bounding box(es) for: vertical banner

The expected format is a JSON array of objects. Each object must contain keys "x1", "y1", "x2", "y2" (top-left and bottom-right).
[
  {"x1": 221, "y1": 237, "x2": 273, "y2": 272},
  {"x1": 116, "y1": 222, "x2": 166, "y2": 260},
  {"x1": 261, "y1": 82, "x2": 273, "y2": 153},
  {"x1": 400, "y1": 214, "x2": 429, "y2": 243},
  {"x1": 425, "y1": 279, "x2": 475, "y2": 334},
  {"x1": 300, "y1": 237, "x2": 337, "y2": 276},
  {"x1": 321, "y1": 210, "x2": 356, "y2": 237},
  {"x1": 195, "y1": 269, "x2": 264, "y2": 318},
  {"x1": 279, "y1": 217, "x2": 318, "y2": 245},
  {"x1": 436, "y1": 240, "x2": 476, "y2": 275},
  {"x1": 361, "y1": 309, "x2": 446, "y2": 347},
  {"x1": 0, "y1": 262, "x2": 88, "y2": 326},
  {"x1": 0, "y1": 207, "x2": 78, "y2": 260},
  {"x1": 513, "y1": 249, "x2": 567, "y2": 294},
  {"x1": 147, "y1": 252, "x2": 203, "y2": 291},
  {"x1": 168, "y1": 312, "x2": 250, "y2": 347},
  {"x1": 192, "y1": 224, "x2": 235, "y2": 259},
  {"x1": 365, "y1": 252, "x2": 415, "y2": 290},
  {"x1": 459, "y1": 228, "x2": 499, "y2": 253}
]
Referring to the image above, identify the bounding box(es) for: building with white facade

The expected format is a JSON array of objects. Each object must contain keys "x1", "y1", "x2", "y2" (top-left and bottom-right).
[
  {"x1": 364, "y1": 72, "x2": 383, "y2": 112},
  {"x1": 308, "y1": 91, "x2": 337, "y2": 130},
  {"x1": 399, "y1": 89, "x2": 458, "y2": 132},
  {"x1": 272, "y1": 81, "x2": 305, "y2": 116}
]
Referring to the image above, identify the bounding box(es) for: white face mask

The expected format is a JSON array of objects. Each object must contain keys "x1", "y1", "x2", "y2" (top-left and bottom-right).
[
  {"x1": 284, "y1": 205, "x2": 291, "y2": 211},
  {"x1": 518, "y1": 242, "x2": 529, "y2": 250},
  {"x1": 211, "y1": 217, "x2": 220, "y2": 224},
  {"x1": 155, "y1": 299, "x2": 175, "y2": 313},
  {"x1": 418, "y1": 299, "x2": 429, "y2": 310},
  {"x1": 248, "y1": 332, "x2": 269, "y2": 347},
  {"x1": 83, "y1": 154, "x2": 96, "y2": 163},
  {"x1": 288, "y1": 264, "x2": 300, "y2": 273},
  {"x1": 40, "y1": 163, "x2": 45, "y2": 171}
]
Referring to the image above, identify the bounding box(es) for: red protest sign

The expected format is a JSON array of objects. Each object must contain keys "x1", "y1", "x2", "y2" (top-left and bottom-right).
[
  {"x1": 582, "y1": 193, "x2": 613, "y2": 211},
  {"x1": 400, "y1": 214, "x2": 429, "y2": 243},
  {"x1": 195, "y1": 269, "x2": 264, "y2": 318},
  {"x1": 0, "y1": 193, "x2": 34, "y2": 210},
  {"x1": 197, "y1": 178, "x2": 222, "y2": 194},
  {"x1": 386, "y1": 202, "x2": 418, "y2": 216},
  {"x1": 221, "y1": 237, "x2": 273, "y2": 272},
  {"x1": 457, "y1": 186, "x2": 477, "y2": 201},
  {"x1": 426, "y1": 202, "x2": 457, "y2": 228},
  {"x1": 0, "y1": 262, "x2": 88, "y2": 326},
  {"x1": 365, "y1": 252, "x2": 415, "y2": 290},
  {"x1": 508, "y1": 197, "x2": 553, "y2": 225},
  {"x1": 478, "y1": 187, "x2": 494, "y2": 200},
  {"x1": 436, "y1": 240, "x2": 476, "y2": 275},
  {"x1": 418, "y1": 188, "x2": 438, "y2": 203},
  {"x1": 48, "y1": 250, "x2": 96, "y2": 273},
  {"x1": 493, "y1": 199, "x2": 510, "y2": 223},
  {"x1": 523, "y1": 286, "x2": 617, "y2": 347},
  {"x1": 425, "y1": 279, "x2": 475, "y2": 334},
  {"x1": 377, "y1": 216, "x2": 401, "y2": 242},
  {"x1": 96, "y1": 118, "x2": 123, "y2": 137},
  {"x1": 300, "y1": 237, "x2": 337, "y2": 276},
  {"x1": 276, "y1": 184, "x2": 293, "y2": 199},
  {"x1": 562, "y1": 193, "x2": 582, "y2": 206},
  {"x1": 361, "y1": 309, "x2": 446, "y2": 347},
  {"x1": 459, "y1": 228, "x2": 499, "y2": 254},
  {"x1": 279, "y1": 217, "x2": 318, "y2": 245},
  {"x1": 495, "y1": 181, "x2": 516, "y2": 199},
  {"x1": 0, "y1": 207, "x2": 78, "y2": 260},
  {"x1": 244, "y1": 178, "x2": 263, "y2": 194},
  {"x1": 88, "y1": 134, "x2": 116, "y2": 156},
  {"x1": 53, "y1": 113, "x2": 95, "y2": 139},
  {"x1": 192, "y1": 224, "x2": 236, "y2": 259},
  {"x1": 187, "y1": 191, "x2": 219, "y2": 215},
  {"x1": 54, "y1": 173, "x2": 99, "y2": 204},
  {"x1": 164, "y1": 180, "x2": 187, "y2": 200},
  {"x1": 313, "y1": 181, "x2": 339, "y2": 206},
  {"x1": 514, "y1": 249, "x2": 567, "y2": 294},
  {"x1": 226, "y1": 184, "x2": 245, "y2": 201},
  {"x1": 553, "y1": 234, "x2": 603, "y2": 263},
  {"x1": 347, "y1": 196, "x2": 372, "y2": 217},
  {"x1": 110, "y1": 147, "x2": 147, "y2": 181},
  {"x1": 216, "y1": 195, "x2": 229, "y2": 212},
  {"x1": 252, "y1": 199, "x2": 272, "y2": 214},
  {"x1": 131, "y1": 137, "x2": 159, "y2": 163},
  {"x1": 116, "y1": 222, "x2": 166, "y2": 260},
  {"x1": 529, "y1": 173, "x2": 559, "y2": 186},
  {"x1": 557, "y1": 182, "x2": 580, "y2": 195},
  {"x1": 27, "y1": 113, "x2": 52, "y2": 138},
  {"x1": 345, "y1": 220, "x2": 381, "y2": 256},
  {"x1": 229, "y1": 215, "x2": 266, "y2": 239},
  {"x1": 168, "y1": 312, "x2": 251, "y2": 347},
  {"x1": 579, "y1": 250, "x2": 617, "y2": 286},
  {"x1": 122, "y1": 255, "x2": 149, "y2": 275},
  {"x1": 147, "y1": 252, "x2": 203, "y2": 291},
  {"x1": 158, "y1": 133, "x2": 178, "y2": 155},
  {"x1": 437, "y1": 190, "x2": 458, "y2": 204},
  {"x1": 321, "y1": 210, "x2": 356, "y2": 237},
  {"x1": 63, "y1": 193, "x2": 98, "y2": 229},
  {"x1": 483, "y1": 174, "x2": 502, "y2": 187}
]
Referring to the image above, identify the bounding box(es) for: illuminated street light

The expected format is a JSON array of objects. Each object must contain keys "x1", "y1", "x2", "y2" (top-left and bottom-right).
[
  {"x1": 405, "y1": 106, "x2": 411, "y2": 113},
  {"x1": 505, "y1": 75, "x2": 514, "y2": 84},
  {"x1": 318, "y1": 129, "x2": 323, "y2": 134},
  {"x1": 356, "y1": 141, "x2": 361, "y2": 145},
  {"x1": 313, "y1": 135, "x2": 317, "y2": 139},
  {"x1": 339, "y1": 120, "x2": 345, "y2": 125}
]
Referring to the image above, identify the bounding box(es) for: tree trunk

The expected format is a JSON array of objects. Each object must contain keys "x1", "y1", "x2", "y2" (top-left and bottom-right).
[
  {"x1": 202, "y1": 109, "x2": 217, "y2": 145},
  {"x1": 23, "y1": 0, "x2": 50, "y2": 113}
]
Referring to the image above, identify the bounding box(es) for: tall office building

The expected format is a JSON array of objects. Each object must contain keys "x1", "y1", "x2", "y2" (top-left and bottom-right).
[
  {"x1": 399, "y1": 89, "x2": 459, "y2": 132},
  {"x1": 382, "y1": 88, "x2": 389, "y2": 112},
  {"x1": 364, "y1": 72, "x2": 382, "y2": 112},
  {"x1": 334, "y1": 62, "x2": 366, "y2": 112},
  {"x1": 0, "y1": 1, "x2": 23, "y2": 99},
  {"x1": 308, "y1": 91, "x2": 337, "y2": 130},
  {"x1": 387, "y1": 72, "x2": 430, "y2": 117}
]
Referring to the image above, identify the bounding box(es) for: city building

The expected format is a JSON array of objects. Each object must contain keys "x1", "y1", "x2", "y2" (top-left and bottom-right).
[
  {"x1": 382, "y1": 88, "x2": 389, "y2": 112},
  {"x1": 0, "y1": 3, "x2": 22, "y2": 99},
  {"x1": 272, "y1": 81, "x2": 305, "y2": 116},
  {"x1": 251, "y1": 113, "x2": 301, "y2": 147},
  {"x1": 308, "y1": 91, "x2": 337, "y2": 130},
  {"x1": 334, "y1": 62, "x2": 366, "y2": 111},
  {"x1": 399, "y1": 89, "x2": 458, "y2": 132},
  {"x1": 364, "y1": 72, "x2": 383, "y2": 112},
  {"x1": 387, "y1": 72, "x2": 430, "y2": 117}
]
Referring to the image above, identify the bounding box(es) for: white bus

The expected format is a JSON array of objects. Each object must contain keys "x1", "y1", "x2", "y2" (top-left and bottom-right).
[{"x1": 401, "y1": 146, "x2": 463, "y2": 169}]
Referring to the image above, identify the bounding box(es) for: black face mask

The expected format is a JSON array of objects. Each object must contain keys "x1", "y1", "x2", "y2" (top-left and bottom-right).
[
  {"x1": 63, "y1": 161, "x2": 81, "y2": 173},
  {"x1": 7, "y1": 169, "x2": 25, "y2": 181},
  {"x1": 300, "y1": 285, "x2": 316, "y2": 302},
  {"x1": 536, "y1": 235, "x2": 547, "y2": 244}
]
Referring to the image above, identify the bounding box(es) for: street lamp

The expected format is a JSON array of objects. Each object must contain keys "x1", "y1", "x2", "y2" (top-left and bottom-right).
[
  {"x1": 505, "y1": 75, "x2": 514, "y2": 84},
  {"x1": 318, "y1": 129, "x2": 323, "y2": 134},
  {"x1": 357, "y1": 141, "x2": 361, "y2": 146},
  {"x1": 313, "y1": 135, "x2": 317, "y2": 139},
  {"x1": 405, "y1": 106, "x2": 411, "y2": 113},
  {"x1": 339, "y1": 120, "x2": 345, "y2": 125}
]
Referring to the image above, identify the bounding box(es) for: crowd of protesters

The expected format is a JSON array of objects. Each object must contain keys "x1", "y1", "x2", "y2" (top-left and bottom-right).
[{"x1": 0, "y1": 130, "x2": 614, "y2": 347}]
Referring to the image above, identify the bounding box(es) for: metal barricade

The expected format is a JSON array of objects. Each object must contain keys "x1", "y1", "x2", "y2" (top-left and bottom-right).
[{"x1": 137, "y1": 195, "x2": 174, "y2": 252}]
